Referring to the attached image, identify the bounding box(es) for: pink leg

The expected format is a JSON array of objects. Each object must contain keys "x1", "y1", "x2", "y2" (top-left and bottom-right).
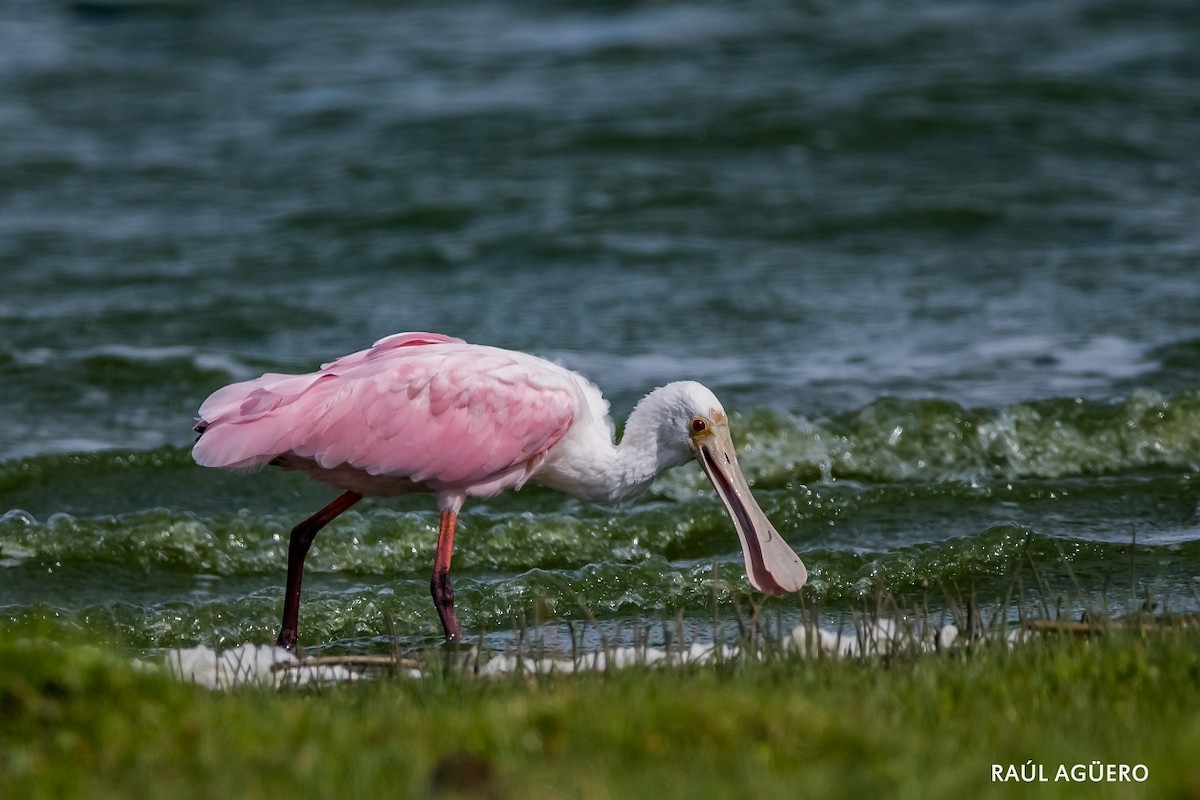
[
  {"x1": 276, "y1": 490, "x2": 361, "y2": 650},
  {"x1": 431, "y1": 511, "x2": 462, "y2": 641}
]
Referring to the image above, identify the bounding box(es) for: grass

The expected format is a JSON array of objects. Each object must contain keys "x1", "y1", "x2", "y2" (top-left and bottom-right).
[{"x1": 3, "y1": 616, "x2": 1200, "y2": 799}]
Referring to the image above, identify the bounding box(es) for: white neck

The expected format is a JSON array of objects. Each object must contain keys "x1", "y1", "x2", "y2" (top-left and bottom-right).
[{"x1": 534, "y1": 383, "x2": 699, "y2": 504}]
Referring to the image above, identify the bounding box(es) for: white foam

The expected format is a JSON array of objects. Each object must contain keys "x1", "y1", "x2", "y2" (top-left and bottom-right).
[
  {"x1": 161, "y1": 620, "x2": 1034, "y2": 689},
  {"x1": 475, "y1": 640, "x2": 742, "y2": 677},
  {"x1": 973, "y1": 334, "x2": 1152, "y2": 380},
  {"x1": 164, "y1": 644, "x2": 359, "y2": 689}
]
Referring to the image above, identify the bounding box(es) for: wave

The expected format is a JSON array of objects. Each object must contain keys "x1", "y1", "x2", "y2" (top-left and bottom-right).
[
  {"x1": 3, "y1": 483, "x2": 1196, "y2": 619},
  {"x1": 2, "y1": 387, "x2": 1198, "y2": 651},
  {"x1": 731, "y1": 387, "x2": 1200, "y2": 485},
  {"x1": 5, "y1": 524, "x2": 1194, "y2": 651},
  {"x1": 0, "y1": 386, "x2": 1198, "y2": 522},
  {"x1": 5, "y1": 384, "x2": 1200, "y2": 480}
]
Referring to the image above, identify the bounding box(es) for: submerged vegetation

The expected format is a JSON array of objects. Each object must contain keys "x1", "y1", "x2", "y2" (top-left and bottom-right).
[{"x1": 2, "y1": 607, "x2": 1199, "y2": 800}]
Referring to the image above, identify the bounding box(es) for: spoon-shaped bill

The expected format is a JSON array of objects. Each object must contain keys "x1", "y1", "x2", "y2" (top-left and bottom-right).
[{"x1": 696, "y1": 427, "x2": 807, "y2": 595}]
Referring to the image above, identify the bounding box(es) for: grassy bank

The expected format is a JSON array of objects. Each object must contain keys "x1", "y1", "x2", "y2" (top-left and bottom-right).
[{"x1": 2, "y1": 621, "x2": 1198, "y2": 799}]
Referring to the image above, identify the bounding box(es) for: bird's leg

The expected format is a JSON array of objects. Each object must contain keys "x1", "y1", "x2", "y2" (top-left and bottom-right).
[
  {"x1": 276, "y1": 490, "x2": 362, "y2": 651},
  {"x1": 431, "y1": 510, "x2": 462, "y2": 641}
]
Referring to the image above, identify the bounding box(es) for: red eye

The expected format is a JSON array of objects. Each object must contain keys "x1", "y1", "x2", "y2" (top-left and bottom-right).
[{"x1": 690, "y1": 417, "x2": 709, "y2": 434}]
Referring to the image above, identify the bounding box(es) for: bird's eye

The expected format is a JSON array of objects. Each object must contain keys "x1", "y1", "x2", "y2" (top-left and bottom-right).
[{"x1": 690, "y1": 417, "x2": 709, "y2": 434}]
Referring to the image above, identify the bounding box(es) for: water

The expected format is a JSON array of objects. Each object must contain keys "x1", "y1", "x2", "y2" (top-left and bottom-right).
[{"x1": 2, "y1": 0, "x2": 1199, "y2": 654}]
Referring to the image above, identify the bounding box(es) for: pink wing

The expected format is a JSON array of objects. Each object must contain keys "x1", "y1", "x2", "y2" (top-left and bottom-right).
[{"x1": 192, "y1": 333, "x2": 578, "y2": 494}]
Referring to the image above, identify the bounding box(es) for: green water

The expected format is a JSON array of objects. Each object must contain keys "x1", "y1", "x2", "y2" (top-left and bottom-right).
[{"x1": 2, "y1": 0, "x2": 1199, "y2": 652}]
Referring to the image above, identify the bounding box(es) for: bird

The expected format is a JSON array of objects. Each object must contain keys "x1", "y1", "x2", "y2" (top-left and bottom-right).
[{"x1": 192, "y1": 332, "x2": 807, "y2": 650}]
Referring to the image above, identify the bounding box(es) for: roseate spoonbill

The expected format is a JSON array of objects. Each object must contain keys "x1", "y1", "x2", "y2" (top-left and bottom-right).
[{"x1": 192, "y1": 332, "x2": 807, "y2": 649}]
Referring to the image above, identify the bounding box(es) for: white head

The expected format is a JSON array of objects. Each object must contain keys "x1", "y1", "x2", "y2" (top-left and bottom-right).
[
  {"x1": 626, "y1": 381, "x2": 725, "y2": 470},
  {"x1": 631, "y1": 381, "x2": 808, "y2": 595}
]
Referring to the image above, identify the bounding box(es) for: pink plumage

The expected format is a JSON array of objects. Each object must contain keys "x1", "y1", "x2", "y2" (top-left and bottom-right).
[
  {"x1": 194, "y1": 332, "x2": 579, "y2": 503},
  {"x1": 193, "y1": 331, "x2": 807, "y2": 649}
]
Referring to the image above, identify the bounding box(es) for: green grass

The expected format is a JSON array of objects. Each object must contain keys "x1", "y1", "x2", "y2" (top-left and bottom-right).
[{"x1": 2, "y1": 620, "x2": 1199, "y2": 799}]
